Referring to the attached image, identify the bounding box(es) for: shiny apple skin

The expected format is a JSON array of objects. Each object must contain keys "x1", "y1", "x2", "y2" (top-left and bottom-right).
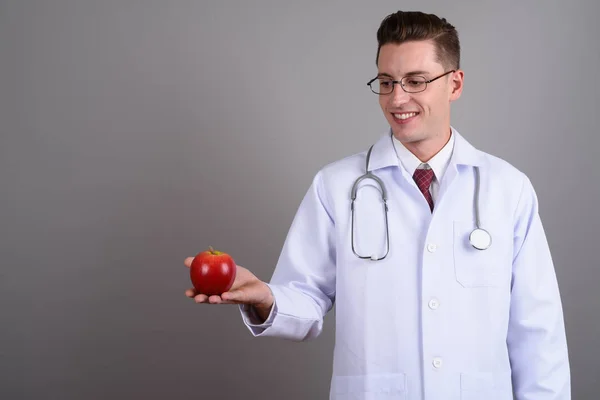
[{"x1": 190, "y1": 250, "x2": 236, "y2": 296}]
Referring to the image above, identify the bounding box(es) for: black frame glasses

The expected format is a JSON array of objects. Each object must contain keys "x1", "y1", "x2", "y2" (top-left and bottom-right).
[{"x1": 367, "y1": 70, "x2": 456, "y2": 94}]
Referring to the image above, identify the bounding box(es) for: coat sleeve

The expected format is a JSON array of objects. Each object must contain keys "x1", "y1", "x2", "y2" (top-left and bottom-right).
[
  {"x1": 239, "y1": 170, "x2": 337, "y2": 341},
  {"x1": 507, "y1": 174, "x2": 571, "y2": 399}
]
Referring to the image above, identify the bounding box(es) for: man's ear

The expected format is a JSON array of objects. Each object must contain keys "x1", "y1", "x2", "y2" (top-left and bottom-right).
[{"x1": 450, "y1": 70, "x2": 464, "y2": 101}]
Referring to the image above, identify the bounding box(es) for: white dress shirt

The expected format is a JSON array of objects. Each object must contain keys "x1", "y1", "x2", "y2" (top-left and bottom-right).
[{"x1": 391, "y1": 130, "x2": 455, "y2": 203}]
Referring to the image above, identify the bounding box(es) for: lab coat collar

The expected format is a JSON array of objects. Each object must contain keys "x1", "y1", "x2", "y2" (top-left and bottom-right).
[
  {"x1": 450, "y1": 127, "x2": 484, "y2": 167},
  {"x1": 366, "y1": 126, "x2": 483, "y2": 172}
]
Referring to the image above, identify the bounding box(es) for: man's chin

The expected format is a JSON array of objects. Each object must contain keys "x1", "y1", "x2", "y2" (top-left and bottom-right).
[{"x1": 391, "y1": 128, "x2": 425, "y2": 144}]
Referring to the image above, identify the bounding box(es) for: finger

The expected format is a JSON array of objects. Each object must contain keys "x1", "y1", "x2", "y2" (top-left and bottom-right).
[
  {"x1": 194, "y1": 293, "x2": 209, "y2": 303},
  {"x1": 217, "y1": 298, "x2": 244, "y2": 305},
  {"x1": 208, "y1": 295, "x2": 223, "y2": 304},
  {"x1": 184, "y1": 257, "x2": 194, "y2": 268},
  {"x1": 206, "y1": 292, "x2": 243, "y2": 305},
  {"x1": 221, "y1": 290, "x2": 245, "y2": 303},
  {"x1": 185, "y1": 288, "x2": 197, "y2": 298}
]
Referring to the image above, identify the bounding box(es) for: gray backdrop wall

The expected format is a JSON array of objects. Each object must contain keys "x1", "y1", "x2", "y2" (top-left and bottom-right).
[{"x1": 1, "y1": 0, "x2": 598, "y2": 399}]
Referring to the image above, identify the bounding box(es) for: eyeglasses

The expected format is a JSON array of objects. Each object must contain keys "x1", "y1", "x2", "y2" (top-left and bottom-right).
[{"x1": 367, "y1": 70, "x2": 456, "y2": 94}]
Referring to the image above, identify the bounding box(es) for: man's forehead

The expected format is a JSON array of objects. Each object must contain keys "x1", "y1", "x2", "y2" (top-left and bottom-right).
[
  {"x1": 377, "y1": 63, "x2": 442, "y2": 77},
  {"x1": 377, "y1": 41, "x2": 441, "y2": 75}
]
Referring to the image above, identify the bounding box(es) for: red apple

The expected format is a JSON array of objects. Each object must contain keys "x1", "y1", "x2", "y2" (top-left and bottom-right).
[{"x1": 190, "y1": 246, "x2": 236, "y2": 296}]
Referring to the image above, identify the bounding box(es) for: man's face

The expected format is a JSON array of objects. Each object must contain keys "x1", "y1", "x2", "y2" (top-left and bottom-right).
[{"x1": 376, "y1": 40, "x2": 463, "y2": 148}]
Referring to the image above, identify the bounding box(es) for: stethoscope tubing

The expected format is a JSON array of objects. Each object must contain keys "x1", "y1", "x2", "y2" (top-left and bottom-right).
[{"x1": 350, "y1": 136, "x2": 491, "y2": 260}]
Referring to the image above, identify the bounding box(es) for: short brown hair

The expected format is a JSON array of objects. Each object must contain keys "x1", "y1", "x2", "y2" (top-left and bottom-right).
[{"x1": 376, "y1": 11, "x2": 460, "y2": 70}]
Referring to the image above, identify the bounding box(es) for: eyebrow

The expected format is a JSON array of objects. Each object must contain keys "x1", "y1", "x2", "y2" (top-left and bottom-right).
[{"x1": 377, "y1": 70, "x2": 431, "y2": 78}]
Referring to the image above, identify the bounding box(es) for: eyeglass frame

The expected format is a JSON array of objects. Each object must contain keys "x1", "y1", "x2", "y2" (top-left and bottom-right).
[{"x1": 366, "y1": 70, "x2": 456, "y2": 94}]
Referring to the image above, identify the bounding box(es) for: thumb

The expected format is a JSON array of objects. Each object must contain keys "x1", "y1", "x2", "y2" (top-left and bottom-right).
[
  {"x1": 222, "y1": 281, "x2": 271, "y2": 306},
  {"x1": 221, "y1": 289, "x2": 247, "y2": 303}
]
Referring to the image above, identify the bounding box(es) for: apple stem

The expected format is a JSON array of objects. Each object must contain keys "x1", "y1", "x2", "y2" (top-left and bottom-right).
[{"x1": 209, "y1": 245, "x2": 215, "y2": 254}]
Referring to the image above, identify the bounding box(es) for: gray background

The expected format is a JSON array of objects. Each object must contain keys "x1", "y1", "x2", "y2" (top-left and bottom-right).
[{"x1": 1, "y1": 0, "x2": 598, "y2": 399}]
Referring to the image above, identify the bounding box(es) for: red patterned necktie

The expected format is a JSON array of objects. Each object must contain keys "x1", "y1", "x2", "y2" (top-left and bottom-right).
[{"x1": 413, "y1": 168, "x2": 435, "y2": 211}]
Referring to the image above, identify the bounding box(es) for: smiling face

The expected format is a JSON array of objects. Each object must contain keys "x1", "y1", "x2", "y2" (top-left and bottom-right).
[{"x1": 376, "y1": 40, "x2": 464, "y2": 159}]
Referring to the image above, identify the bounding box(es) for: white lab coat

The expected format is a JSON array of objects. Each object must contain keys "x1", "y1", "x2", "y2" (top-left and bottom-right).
[{"x1": 240, "y1": 127, "x2": 570, "y2": 400}]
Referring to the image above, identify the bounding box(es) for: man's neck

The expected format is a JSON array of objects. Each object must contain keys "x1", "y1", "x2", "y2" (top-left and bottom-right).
[{"x1": 401, "y1": 128, "x2": 452, "y2": 163}]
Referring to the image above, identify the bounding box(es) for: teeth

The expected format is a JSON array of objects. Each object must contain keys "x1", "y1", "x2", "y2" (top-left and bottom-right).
[{"x1": 394, "y1": 112, "x2": 418, "y2": 120}]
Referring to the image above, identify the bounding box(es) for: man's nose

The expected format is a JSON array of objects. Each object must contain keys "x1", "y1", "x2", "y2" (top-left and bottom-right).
[{"x1": 388, "y1": 85, "x2": 411, "y2": 106}]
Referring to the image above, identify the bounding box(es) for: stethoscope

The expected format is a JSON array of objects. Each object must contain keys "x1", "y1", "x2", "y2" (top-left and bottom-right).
[{"x1": 350, "y1": 136, "x2": 492, "y2": 261}]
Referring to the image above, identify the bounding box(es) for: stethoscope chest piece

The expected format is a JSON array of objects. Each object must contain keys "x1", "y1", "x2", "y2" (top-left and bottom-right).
[{"x1": 470, "y1": 228, "x2": 492, "y2": 250}]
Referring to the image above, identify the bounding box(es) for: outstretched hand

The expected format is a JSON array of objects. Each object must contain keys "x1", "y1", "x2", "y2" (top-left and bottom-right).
[{"x1": 184, "y1": 257, "x2": 274, "y2": 311}]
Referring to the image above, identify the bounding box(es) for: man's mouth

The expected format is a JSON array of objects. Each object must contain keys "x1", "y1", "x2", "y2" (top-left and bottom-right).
[{"x1": 393, "y1": 112, "x2": 419, "y2": 120}]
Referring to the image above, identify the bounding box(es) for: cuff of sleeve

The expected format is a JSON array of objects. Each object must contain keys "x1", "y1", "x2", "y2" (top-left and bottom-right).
[
  {"x1": 239, "y1": 285, "x2": 277, "y2": 333},
  {"x1": 240, "y1": 301, "x2": 276, "y2": 327}
]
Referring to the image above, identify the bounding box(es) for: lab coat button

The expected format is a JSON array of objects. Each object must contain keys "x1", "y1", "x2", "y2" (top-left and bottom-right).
[
  {"x1": 428, "y1": 299, "x2": 440, "y2": 310},
  {"x1": 427, "y1": 243, "x2": 437, "y2": 253},
  {"x1": 432, "y1": 357, "x2": 443, "y2": 369}
]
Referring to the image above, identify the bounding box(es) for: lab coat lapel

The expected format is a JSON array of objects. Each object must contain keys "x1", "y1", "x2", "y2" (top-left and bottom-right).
[
  {"x1": 367, "y1": 130, "x2": 418, "y2": 189},
  {"x1": 437, "y1": 127, "x2": 484, "y2": 205},
  {"x1": 365, "y1": 130, "x2": 399, "y2": 172}
]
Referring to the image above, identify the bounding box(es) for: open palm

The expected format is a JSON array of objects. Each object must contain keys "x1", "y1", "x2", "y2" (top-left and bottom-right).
[{"x1": 183, "y1": 257, "x2": 273, "y2": 307}]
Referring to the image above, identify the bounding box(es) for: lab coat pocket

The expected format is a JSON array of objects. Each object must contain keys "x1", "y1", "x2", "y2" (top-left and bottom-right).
[
  {"x1": 460, "y1": 371, "x2": 512, "y2": 400},
  {"x1": 332, "y1": 373, "x2": 406, "y2": 399},
  {"x1": 453, "y1": 220, "x2": 511, "y2": 288}
]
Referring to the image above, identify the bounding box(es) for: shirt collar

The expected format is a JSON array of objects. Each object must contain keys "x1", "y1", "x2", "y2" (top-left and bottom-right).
[
  {"x1": 366, "y1": 126, "x2": 483, "y2": 172},
  {"x1": 391, "y1": 130, "x2": 455, "y2": 181}
]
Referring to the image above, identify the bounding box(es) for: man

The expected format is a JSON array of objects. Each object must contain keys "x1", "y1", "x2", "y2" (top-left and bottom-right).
[{"x1": 185, "y1": 10, "x2": 570, "y2": 400}]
